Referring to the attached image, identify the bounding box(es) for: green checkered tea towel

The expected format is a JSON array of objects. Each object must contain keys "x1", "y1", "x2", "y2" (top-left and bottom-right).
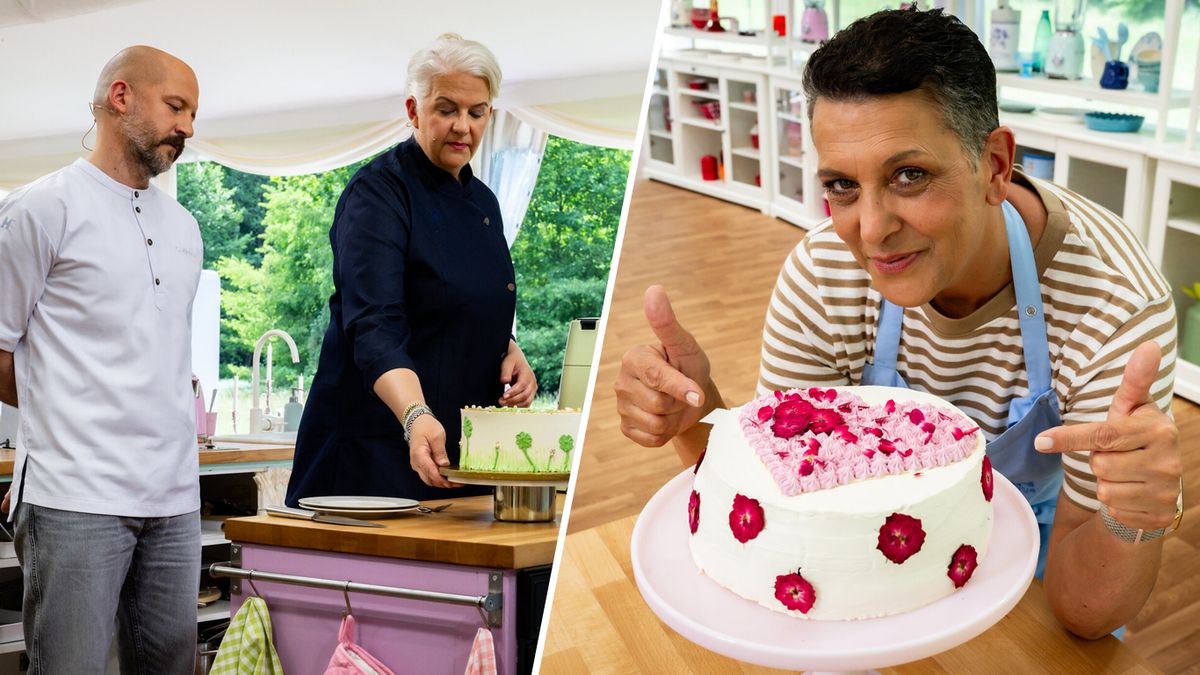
[{"x1": 210, "y1": 596, "x2": 285, "y2": 675}]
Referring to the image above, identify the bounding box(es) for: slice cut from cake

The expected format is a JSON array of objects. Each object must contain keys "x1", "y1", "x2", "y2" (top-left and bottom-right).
[
  {"x1": 459, "y1": 407, "x2": 581, "y2": 473},
  {"x1": 689, "y1": 386, "x2": 991, "y2": 620}
]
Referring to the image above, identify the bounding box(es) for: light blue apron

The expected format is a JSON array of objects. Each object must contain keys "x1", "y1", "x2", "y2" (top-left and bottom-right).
[{"x1": 860, "y1": 200, "x2": 1062, "y2": 578}]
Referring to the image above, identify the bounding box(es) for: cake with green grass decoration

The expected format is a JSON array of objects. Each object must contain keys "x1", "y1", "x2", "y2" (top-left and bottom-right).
[{"x1": 459, "y1": 407, "x2": 581, "y2": 473}]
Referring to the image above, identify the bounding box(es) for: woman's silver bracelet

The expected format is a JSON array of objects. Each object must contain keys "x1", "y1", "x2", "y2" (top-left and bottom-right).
[{"x1": 403, "y1": 404, "x2": 434, "y2": 443}]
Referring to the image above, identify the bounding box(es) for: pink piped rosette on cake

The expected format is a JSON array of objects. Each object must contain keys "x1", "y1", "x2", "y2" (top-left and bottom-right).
[
  {"x1": 743, "y1": 387, "x2": 981, "y2": 496},
  {"x1": 687, "y1": 386, "x2": 993, "y2": 620}
]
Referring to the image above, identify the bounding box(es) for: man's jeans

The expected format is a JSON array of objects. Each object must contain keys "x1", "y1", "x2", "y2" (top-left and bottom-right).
[{"x1": 14, "y1": 503, "x2": 200, "y2": 675}]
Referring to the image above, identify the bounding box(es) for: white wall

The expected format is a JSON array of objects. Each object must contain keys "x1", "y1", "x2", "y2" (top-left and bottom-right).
[{"x1": 192, "y1": 270, "x2": 221, "y2": 403}]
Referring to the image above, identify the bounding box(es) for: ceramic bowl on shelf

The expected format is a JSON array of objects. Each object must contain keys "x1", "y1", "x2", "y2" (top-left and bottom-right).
[
  {"x1": 1083, "y1": 111, "x2": 1144, "y2": 133},
  {"x1": 998, "y1": 99, "x2": 1036, "y2": 114},
  {"x1": 1036, "y1": 107, "x2": 1089, "y2": 124}
]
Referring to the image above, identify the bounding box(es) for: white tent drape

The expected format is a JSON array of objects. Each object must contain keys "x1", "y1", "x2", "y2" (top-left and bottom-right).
[
  {"x1": 474, "y1": 110, "x2": 548, "y2": 247},
  {"x1": 0, "y1": 89, "x2": 641, "y2": 190},
  {"x1": 506, "y1": 95, "x2": 643, "y2": 150},
  {"x1": 187, "y1": 119, "x2": 413, "y2": 178},
  {"x1": 185, "y1": 109, "x2": 553, "y2": 249}
]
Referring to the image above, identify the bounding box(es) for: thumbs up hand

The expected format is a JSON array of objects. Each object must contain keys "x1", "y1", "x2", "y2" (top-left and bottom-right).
[
  {"x1": 1034, "y1": 341, "x2": 1181, "y2": 531},
  {"x1": 615, "y1": 286, "x2": 717, "y2": 448}
]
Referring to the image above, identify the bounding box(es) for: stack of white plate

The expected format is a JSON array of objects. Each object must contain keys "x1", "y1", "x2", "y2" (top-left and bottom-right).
[{"x1": 297, "y1": 496, "x2": 419, "y2": 518}]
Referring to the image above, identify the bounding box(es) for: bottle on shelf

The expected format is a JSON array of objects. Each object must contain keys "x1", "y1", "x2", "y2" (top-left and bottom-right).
[
  {"x1": 1033, "y1": 10, "x2": 1052, "y2": 73},
  {"x1": 989, "y1": 0, "x2": 1021, "y2": 73},
  {"x1": 283, "y1": 375, "x2": 305, "y2": 432},
  {"x1": 705, "y1": 0, "x2": 724, "y2": 33}
]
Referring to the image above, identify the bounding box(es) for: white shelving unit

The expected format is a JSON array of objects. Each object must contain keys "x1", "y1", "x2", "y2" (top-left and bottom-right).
[
  {"x1": 767, "y1": 72, "x2": 824, "y2": 227},
  {"x1": 1146, "y1": 156, "x2": 1200, "y2": 404},
  {"x1": 991, "y1": 0, "x2": 1198, "y2": 144},
  {"x1": 644, "y1": 56, "x2": 770, "y2": 213}
]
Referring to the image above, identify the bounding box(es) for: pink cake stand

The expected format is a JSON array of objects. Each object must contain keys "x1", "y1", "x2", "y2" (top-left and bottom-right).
[{"x1": 631, "y1": 468, "x2": 1039, "y2": 673}]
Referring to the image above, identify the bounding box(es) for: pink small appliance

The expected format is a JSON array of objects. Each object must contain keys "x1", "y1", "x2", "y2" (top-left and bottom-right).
[{"x1": 801, "y1": 0, "x2": 829, "y2": 44}]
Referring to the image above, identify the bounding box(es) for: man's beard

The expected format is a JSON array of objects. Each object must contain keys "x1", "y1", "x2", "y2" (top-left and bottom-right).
[{"x1": 121, "y1": 111, "x2": 184, "y2": 177}]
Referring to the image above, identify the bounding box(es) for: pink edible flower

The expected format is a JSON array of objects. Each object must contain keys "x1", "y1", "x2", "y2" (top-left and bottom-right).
[
  {"x1": 885, "y1": 399, "x2": 896, "y2": 414},
  {"x1": 863, "y1": 427, "x2": 884, "y2": 438},
  {"x1": 876, "y1": 512, "x2": 926, "y2": 564},
  {"x1": 878, "y1": 439, "x2": 898, "y2": 455},
  {"x1": 757, "y1": 406, "x2": 775, "y2": 423},
  {"x1": 775, "y1": 398, "x2": 816, "y2": 419},
  {"x1": 728, "y1": 494, "x2": 766, "y2": 543},
  {"x1": 688, "y1": 490, "x2": 701, "y2": 534},
  {"x1": 951, "y1": 426, "x2": 980, "y2": 441},
  {"x1": 908, "y1": 409, "x2": 925, "y2": 425},
  {"x1": 808, "y1": 409, "x2": 845, "y2": 435},
  {"x1": 947, "y1": 544, "x2": 979, "y2": 588},
  {"x1": 774, "y1": 571, "x2": 816, "y2": 613},
  {"x1": 771, "y1": 398, "x2": 817, "y2": 438},
  {"x1": 981, "y1": 456, "x2": 994, "y2": 502},
  {"x1": 771, "y1": 417, "x2": 808, "y2": 439},
  {"x1": 803, "y1": 438, "x2": 821, "y2": 456},
  {"x1": 798, "y1": 460, "x2": 815, "y2": 477}
]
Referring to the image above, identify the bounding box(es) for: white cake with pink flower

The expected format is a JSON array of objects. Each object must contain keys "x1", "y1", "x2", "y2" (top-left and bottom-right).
[{"x1": 688, "y1": 386, "x2": 992, "y2": 620}]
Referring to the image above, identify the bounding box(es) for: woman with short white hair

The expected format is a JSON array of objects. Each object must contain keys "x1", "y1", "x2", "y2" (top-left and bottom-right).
[{"x1": 288, "y1": 33, "x2": 537, "y2": 503}]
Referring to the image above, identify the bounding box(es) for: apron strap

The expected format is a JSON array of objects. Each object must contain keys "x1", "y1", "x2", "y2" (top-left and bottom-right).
[
  {"x1": 872, "y1": 299, "x2": 904, "y2": 372},
  {"x1": 1001, "y1": 200, "x2": 1053, "y2": 396}
]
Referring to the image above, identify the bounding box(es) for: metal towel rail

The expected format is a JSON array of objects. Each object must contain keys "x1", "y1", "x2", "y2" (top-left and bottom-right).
[{"x1": 209, "y1": 552, "x2": 503, "y2": 628}]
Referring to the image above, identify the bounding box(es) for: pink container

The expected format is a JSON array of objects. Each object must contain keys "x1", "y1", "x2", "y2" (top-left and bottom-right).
[{"x1": 694, "y1": 101, "x2": 721, "y2": 121}]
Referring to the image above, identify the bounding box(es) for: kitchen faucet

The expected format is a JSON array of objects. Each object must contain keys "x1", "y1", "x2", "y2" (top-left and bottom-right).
[{"x1": 250, "y1": 329, "x2": 300, "y2": 434}]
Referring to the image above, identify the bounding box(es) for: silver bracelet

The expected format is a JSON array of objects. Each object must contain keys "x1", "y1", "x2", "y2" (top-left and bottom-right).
[
  {"x1": 1099, "y1": 502, "x2": 1165, "y2": 544},
  {"x1": 402, "y1": 404, "x2": 433, "y2": 443}
]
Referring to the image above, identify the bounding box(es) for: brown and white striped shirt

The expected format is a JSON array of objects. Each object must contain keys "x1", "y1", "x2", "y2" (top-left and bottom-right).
[{"x1": 757, "y1": 172, "x2": 1177, "y2": 511}]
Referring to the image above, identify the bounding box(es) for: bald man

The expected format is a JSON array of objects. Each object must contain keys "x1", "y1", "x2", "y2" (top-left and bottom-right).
[{"x1": 0, "y1": 46, "x2": 203, "y2": 673}]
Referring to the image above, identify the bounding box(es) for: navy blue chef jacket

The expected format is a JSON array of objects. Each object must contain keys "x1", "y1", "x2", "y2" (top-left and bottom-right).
[{"x1": 286, "y1": 137, "x2": 514, "y2": 503}]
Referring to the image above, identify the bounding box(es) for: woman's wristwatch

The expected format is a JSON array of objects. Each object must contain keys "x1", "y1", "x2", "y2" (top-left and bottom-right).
[
  {"x1": 402, "y1": 402, "x2": 434, "y2": 443},
  {"x1": 1099, "y1": 482, "x2": 1184, "y2": 544}
]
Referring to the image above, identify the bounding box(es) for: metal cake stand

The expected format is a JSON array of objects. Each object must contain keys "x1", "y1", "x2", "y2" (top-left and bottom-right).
[{"x1": 440, "y1": 468, "x2": 569, "y2": 522}]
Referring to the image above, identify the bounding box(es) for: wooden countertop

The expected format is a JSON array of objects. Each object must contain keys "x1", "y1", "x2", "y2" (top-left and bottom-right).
[
  {"x1": 225, "y1": 494, "x2": 562, "y2": 570},
  {"x1": 0, "y1": 443, "x2": 294, "y2": 476},
  {"x1": 541, "y1": 515, "x2": 1159, "y2": 674}
]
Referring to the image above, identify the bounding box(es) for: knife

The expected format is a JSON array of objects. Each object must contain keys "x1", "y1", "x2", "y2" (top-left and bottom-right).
[{"x1": 265, "y1": 506, "x2": 385, "y2": 528}]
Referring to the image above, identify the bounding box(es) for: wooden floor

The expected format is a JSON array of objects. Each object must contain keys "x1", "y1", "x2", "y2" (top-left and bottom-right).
[{"x1": 563, "y1": 178, "x2": 1200, "y2": 674}]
